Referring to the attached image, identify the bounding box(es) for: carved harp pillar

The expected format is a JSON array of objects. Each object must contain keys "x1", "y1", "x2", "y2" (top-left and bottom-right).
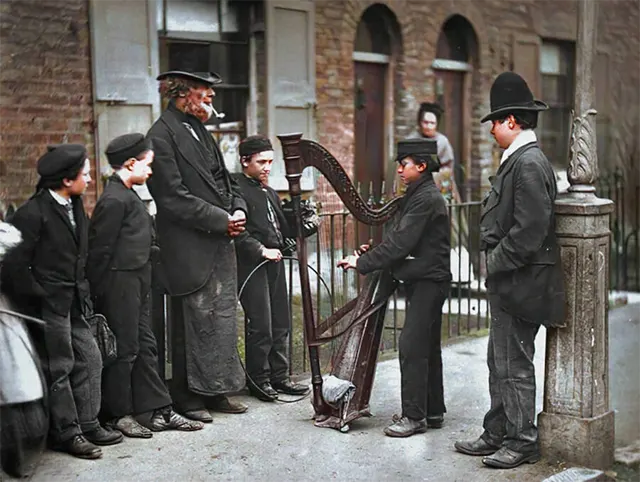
[{"x1": 278, "y1": 133, "x2": 401, "y2": 431}]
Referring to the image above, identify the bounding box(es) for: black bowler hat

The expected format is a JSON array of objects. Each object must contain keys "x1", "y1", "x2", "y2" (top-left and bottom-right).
[
  {"x1": 481, "y1": 72, "x2": 548, "y2": 123},
  {"x1": 156, "y1": 70, "x2": 222, "y2": 86},
  {"x1": 105, "y1": 133, "x2": 152, "y2": 167},
  {"x1": 395, "y1": 138, "x2": 437, "y2": 164},
  {"x1": 239, "y1": 135, "x2": 273, "y2": 158},
  {"x1": 37, "y1": 144, "x2": 87, "y2": 179}
]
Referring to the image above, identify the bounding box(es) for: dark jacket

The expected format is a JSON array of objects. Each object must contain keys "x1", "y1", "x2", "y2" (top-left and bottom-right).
[
  {"x1": 1, "y1": 190, "x2": 91, "y2": 316},
  {"x1": 481, "y1": 142, "x2": 565, "y2": 326},
  {"x1": 232, "y1": 173, "x2": 294, "y2": 266},
  {"x1": 87, "y1": 175, "x2": 154, "y2": 297},
  {"x1": 356, "y1": 173, "x2": 451, "y2": 283},
  {"x1": 146, "y1": 103, "x2": 247, "y2": 295}
]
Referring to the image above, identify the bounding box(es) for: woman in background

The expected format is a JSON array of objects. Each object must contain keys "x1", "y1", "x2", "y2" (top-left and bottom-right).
[{"x1": 408, "y1": 102, "x2": 473, "y2": 284}]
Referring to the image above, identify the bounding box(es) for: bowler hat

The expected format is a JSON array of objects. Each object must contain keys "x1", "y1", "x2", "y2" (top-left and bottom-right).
[
  {"x1": 481, "y1": 72, "x2": 548, "y2": 123},
  {"x1": 395, "y1": 138, "x2": 437, "y2": 163},
  {"x1": 156, "y1": 70, "x2": 222, "y2": 86},
  {"x1": 105, "y1": 133, "x2": 152, "y2": 167}
]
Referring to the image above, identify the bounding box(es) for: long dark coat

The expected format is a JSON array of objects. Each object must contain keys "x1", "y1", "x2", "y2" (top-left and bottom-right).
[
  {"x1": 146, "y1": 103, "x2": 247, "y2": 296},
  {"x1": 480, "y1": 143, "x2": 565, "y2": 326},
  {"x1": 146, "y1": 103, "x2": 247, "y2": 394}
]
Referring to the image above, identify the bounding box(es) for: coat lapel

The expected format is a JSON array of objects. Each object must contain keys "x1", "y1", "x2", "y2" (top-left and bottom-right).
[
  {"x1": 160, "y1": 109, "x2": 226, "y2": 201},
  {"x1": 480, "y1": 144, "x2": 535, "y2": 221},
  {"x1": 42, "y1": 191, "x2": 78, "y2": 241}
]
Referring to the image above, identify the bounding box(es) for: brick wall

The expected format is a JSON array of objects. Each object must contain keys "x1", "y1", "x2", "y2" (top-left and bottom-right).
[
  {"x1": 314, "y1": 0, "x2": 639, "y2": 207},
  {"x1": 0, "y1": 0, "x2": 96, "y2": 212}
]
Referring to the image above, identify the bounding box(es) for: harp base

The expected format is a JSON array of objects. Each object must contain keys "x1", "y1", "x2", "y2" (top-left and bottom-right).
[{"x1": 313, "y1": 407, "x2": 373, "y2": 432}]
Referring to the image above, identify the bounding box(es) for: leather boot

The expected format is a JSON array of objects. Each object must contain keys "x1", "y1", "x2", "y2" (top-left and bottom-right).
[
  {"x1": 53, "y1": 435, "x2": 102, "y2": 460},
  {"x1": 454, "y1": 436, "x2": 500, "y2": 456},
  {"x1": 383, "y1": 416, "x2": 427, "y2": 438}
]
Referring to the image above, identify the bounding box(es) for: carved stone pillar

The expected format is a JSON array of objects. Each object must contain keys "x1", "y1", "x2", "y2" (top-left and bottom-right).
[{"x1": 538, "y1": 0, "x2": 615, "y2": 470}]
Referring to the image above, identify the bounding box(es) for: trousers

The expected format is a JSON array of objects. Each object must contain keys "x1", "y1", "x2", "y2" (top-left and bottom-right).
[
  {"x1": 481, "y1": 293, "x2": 540, "y2": 453},
  {"x1": 35, "y1": 297, "x2": 102, "y2": 443},
  {"x1": 97, "y1": 264, "x2": 172, "y2": 419},
  {"x1": 238, "y1": 260, "x2": 290, "y2": 385},
  {"x1": 399, "y1": 279, "x2": 449, "y2": 420}
]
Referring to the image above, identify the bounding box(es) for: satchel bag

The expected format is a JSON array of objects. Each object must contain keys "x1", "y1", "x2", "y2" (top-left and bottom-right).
[{"x1": 85, "y1": 312, "x2": 117, "y2": 366}]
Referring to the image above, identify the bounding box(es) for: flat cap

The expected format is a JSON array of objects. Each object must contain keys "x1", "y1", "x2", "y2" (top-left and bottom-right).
[
  {"x1": 105, "y1": 133, "x2": 152, "y2": 167},
  {"x1": 239, "y1": 135, "x2": 273, "y2": 158},
  {"x1": 37, "y1": 144, "x2": 87, "y2": 179}
]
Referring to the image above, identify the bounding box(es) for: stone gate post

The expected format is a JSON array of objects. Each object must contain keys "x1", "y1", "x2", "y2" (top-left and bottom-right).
[{"x1": 538, "y1": 0, "x2": 615, "y2": 470}]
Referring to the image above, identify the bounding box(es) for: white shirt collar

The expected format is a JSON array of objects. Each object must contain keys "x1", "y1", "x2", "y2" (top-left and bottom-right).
[
  {"x1": 500, "y1": 130, "x2": 537, "y2": 164},
  {"x1": 48, "y1": 189, "x2": 72, "y2": 206}
]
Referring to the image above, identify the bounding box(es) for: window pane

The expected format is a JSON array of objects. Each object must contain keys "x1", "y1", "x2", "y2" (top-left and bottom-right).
[
  {"x1": 168, "y1": 42, "x2": 210, "y2": 72},
  {"x1": 210, "y1": 42, "x2": 249, "y2": 85},
  {"x1": 166, "y1": 0, "x2": 221, "y2": 33},
  {"x1": 541, "y1": 43, "x2": 561, "y2": 74},
  {"x1": 539, "y1": 107, "x2": 571, "y2": 166}
]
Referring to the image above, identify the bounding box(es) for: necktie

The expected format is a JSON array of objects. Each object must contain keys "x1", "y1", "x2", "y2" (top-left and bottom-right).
[
  {"x1": 65, "y1": 203, "x2": 76, "y2": 229},
  {"x1": 263, "y1": 189, "x2": 283, "y2": 246}
]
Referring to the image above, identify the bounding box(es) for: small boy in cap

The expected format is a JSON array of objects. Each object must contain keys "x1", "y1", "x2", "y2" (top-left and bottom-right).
[
  {"x1": 87, "y1": 133, "x2": 203, "y2": 437},
  {"x1": 233, "y1": 135, "x2": 314, "y2": 401},
  {"x1": 1, "y1": 145, "x2": 122, "y2": 459},
  {"x1": 338, "y1": 138, "x2": 451, "y2": 438}
]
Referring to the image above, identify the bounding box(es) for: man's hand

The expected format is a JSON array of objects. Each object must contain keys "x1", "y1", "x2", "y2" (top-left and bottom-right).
[
  {"x1": 227, "y1": 210, "x2": 246, "y2": 237},
  {"x1": 261, "y1": 247, "x2": 283, "y2": 262},
  {"x1": 337, "y1": 253, "x2": 359, "y2": 270}
]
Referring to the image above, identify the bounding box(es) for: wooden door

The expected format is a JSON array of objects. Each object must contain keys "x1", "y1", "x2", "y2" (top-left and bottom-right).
[
  {"x1": 354, "y1": 61, "x2": 386, "y2": 201},
  {"x1": 354, "y1": 61, "x2": 386, "y2": 244},
  {"x1": 435, "y1": 69, "x2": 465, "y2": 191}
]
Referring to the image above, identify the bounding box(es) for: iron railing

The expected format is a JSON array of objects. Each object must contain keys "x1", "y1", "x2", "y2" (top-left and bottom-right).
[{"x1": 596, "y1": 168, "x2": 640, "y2": 292}]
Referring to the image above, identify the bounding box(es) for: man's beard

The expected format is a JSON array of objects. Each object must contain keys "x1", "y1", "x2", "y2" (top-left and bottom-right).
[{"x1": 185, "y1": 98, "x2": 213, "y2": 123}]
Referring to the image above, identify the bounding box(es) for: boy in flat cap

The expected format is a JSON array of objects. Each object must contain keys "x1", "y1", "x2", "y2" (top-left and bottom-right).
[
  {"x1": 146, "y1": 70, "x2": 248, "y2": 421},
  {"x1": 2, "y1": 145, "x2": 122, "y2": 459},
  {"x1": 454, "y1": 72, "x2": 565, "y2": 469},
  {"x1": 233, "y1": 135, "x2": 313, "y2": 401},
  {"x1": 87, "y1": 133, "x2": 203, "y2": 438},
  {"x1": 338, "y1": 138, "x2": 451, "y2": 438}
]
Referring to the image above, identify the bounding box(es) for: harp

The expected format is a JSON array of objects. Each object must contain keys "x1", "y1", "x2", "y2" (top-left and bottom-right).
[{"x1": 278, "y1": 133, "x2": 402, "y2": 431}]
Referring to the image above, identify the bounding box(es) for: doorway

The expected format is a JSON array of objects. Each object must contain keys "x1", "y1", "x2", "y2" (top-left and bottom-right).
[
  {"x1": 354, "y1": 61, "x2": 387, "y2": 202},
  {"x1": 433, "y1": 15, "x2": 479, "y2": 199}
]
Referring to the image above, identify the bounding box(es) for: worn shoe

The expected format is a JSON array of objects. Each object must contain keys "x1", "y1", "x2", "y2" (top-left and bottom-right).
[
  {"x1": 145, "y1": 408, "x2": 204, "y2": 432},
  {"x1": 383, "y1": 416, "x2": 427, "y2": 438},
  {"x1": 454, "y1": 437, "x2": 500, "y2": 456},
  {"x1": 272, "y1": 379, "x2": 310, "y2": 396},
  {"x1": 181, "y1": 409, "x2": 213, "y2": 423},
  {"x1": 393, "y1": 413, "x2": 444, "y2": 429},
  {"x1": 84, "y1": 426, "x2": 123, "y2": 446},
  {"x1": 108, "y1": 415, "x2": 153, "y2": 439},
  {"x1": 53, "y1": 435, "x2": 102, "y2": 459},
  {"x1": 207, "y1": 395, "x2": 248, "y2": 414},
  {"x1": 249, "y1": 381, "x2": 278, "y2": 402},
  {"x1": 482, "y1": 446, "x2": 541, "y2": 469},
  {"x1": 426, "y1": 414, "x2": 444, "y2": 429}
]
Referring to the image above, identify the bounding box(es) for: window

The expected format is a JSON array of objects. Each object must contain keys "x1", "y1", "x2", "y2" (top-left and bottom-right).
[
  {"x1": 538, "y1": 41, "x2": 575, "y2": 167},
  {"x1": 158, "y1": 0, "x2": 251, "y2": 128}
]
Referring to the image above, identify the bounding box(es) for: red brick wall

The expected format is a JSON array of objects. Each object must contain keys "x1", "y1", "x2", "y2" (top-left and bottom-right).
[
  {"x1": 0, "y1": 0, "x2": 96, "y2": 212},
  {"x1": 314, "y1": 0, "x2": 639, "y2": 207}
]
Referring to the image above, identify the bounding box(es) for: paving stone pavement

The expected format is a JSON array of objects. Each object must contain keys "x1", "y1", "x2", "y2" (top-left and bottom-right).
[{"x1": 24, "y1": 303, "x2": 638, "y2": 482}]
